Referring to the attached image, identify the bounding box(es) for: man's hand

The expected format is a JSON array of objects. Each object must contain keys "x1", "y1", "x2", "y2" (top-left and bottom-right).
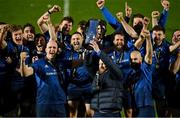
[
  {"x1": 5, "y1": 57, "x2": 12, "y2": 64},
  {"x1": 172, "y1": 30, "x2": 180, "y2": 44},
  {"x1": 143, "y1": 17, "x2": 150, "y2": 29},
  {"x1": 96, "y1": 0, "x2": 105, "y2": 9},
  {"x1": 116, "y1": 12, "x2": 124, "y2": 22},
  {"x1": 140, "y1": 29, "x2": 150, "y2": 39},
  {"x1": 151, "y1": 11, "x2": 160, "y2": 18},
  {"x1": 49, "y1": 5, "x2": 61, "y2": 14},
  {"x1": 20, "y1": 52, "x2": 28, "y2": 62},
  {"x1": 143, "y1": 29, "x2": 150, "y2": 39},
  {"x1": 32, "y1": 56, "x2": 39, "y2": 63},
  {"x1": 125, "y1": 2, "x2": 132, "y2": 18},
  {"x1": 161, "y1": 0, "x2": 170, "y2": 10},
  {"x1": 89, "y1": 40, "x2": 100, "y2": 53}
]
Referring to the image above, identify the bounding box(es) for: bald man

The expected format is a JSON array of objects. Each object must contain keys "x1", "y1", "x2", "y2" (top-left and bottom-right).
[
  {"x1": 126, "y1": 30, "x2": 155, "y2": 117},
  {"x1": 20, "y1": 40, "x2": 66, "y2": 117}
]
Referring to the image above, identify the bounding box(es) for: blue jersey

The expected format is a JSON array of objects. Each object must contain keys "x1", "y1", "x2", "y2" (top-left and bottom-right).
[
  {"x1": 169, "y1": 49, "x2": 180, "y2": 82},
  {"x1": 32, "y1": 58, "x2": 66, "y2": 104},
  {"x1": 4, "y1": 41, "x2": 30, "y2": 91},
  {"x1": 152, "y1": 40, "x2": 170, "y2": 78},
  {"x1": 63, "y1": 49, "x2": 91, "y2": 89},
  {"x1": 0, "y1": 55, "x2": 9, "y2": 77},
  {"x1": 129, "y1": 62, "x2": 154, "y2": 107},
  {"x1": 108, "y1": 49, "x2": 132, "y2": 80},
  {"x1": 101, "y1": 6, "x2": 168, "y2": 50},
  {"x1": 151, "y1": 40, "x2": 171, "y2": 100},
  {"x1": 0, "y1": 54, "x2": 11, "y2": 89}
]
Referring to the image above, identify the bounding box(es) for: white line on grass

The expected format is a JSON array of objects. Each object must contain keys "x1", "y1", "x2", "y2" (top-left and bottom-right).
[{"x1": 64, "y1": 0, "x2": 69, "y2": 16}]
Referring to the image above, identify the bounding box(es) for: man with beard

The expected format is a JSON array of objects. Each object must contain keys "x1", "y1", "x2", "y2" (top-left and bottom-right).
[
  {"x1": 107, "y1": 31, "x2": 135, "y2": 117},
  {"x1": 19, "y1": 40, "x2": 67, "y2": 117},
  {"x1": 150, "y1": 25, "x2": 171, "y2": 117},
  {"x1": 37, "y1": 5, "x2": 73, "y2": 50},
  {"x1": 126, "y1": 29, "x2": 154, "y2": 117},
  {"x1": 96, "y1": 0, "x2": 169, "y2": 47},
  {"x1": 62, "y1": 32, "x2": 93, "y2": 117}
]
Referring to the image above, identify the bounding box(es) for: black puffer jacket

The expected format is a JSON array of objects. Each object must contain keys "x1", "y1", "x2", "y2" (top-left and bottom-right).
[{"x1": 86, "y1": 51, "x2": 124, "y2": 111}]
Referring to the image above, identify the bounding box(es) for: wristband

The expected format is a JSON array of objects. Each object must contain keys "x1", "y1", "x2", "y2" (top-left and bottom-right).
[{"x1": 48, "y1": 10, "x2": 51, "y2": 15}]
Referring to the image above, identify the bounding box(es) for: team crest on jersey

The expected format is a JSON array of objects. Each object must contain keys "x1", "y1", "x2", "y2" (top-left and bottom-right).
[{"x1": 45, "y1": 65, "x2": 49, "y2": 68}]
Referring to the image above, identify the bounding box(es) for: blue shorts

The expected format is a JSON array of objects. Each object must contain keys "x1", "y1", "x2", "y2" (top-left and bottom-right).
[{"x1": 67, "y1": 83, "x2": 92, "y2": 103}]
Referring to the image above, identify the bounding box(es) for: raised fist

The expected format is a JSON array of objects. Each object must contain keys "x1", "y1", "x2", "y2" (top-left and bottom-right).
[
  {"x1": 49, "y1": 5, "x2": 61, "y2": 13},
  {"x1": 143, "y1": 29, "x2": 150, "y2": 38},
  {"x1": 125, "y1": 2, "x2": 132, "y2": 18},
  {"x1": 5, "y1": 57, "x2": 12, "y2": 64},
  {"x1": 116, "y1": 12, "x2": 124, "y2": 22},
  {"x1": 161, "y1": 0, "x2": 170, "y2": 10},
  {"x1": 32, "y1": 56, "x2": 39, "y2": 63},
  {"x1": 151, "y1": 11, "x2": 160, "y2": 18},
  {"x1": 143, "y1": 17, "x2": 150, "y2": 27},
  {"x1": 96, "y1": 0, "x2": 105, "y2": 9}
]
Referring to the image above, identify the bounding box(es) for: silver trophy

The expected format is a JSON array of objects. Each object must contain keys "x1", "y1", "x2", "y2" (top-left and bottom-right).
[{"x1": 84, "y1": 19, "x2": 99, "y2": 50}]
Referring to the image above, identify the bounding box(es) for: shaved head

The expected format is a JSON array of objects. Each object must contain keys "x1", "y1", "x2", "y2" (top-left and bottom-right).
[{"x1": 130, "y1": 50, "x2": 142, "y2": 64}]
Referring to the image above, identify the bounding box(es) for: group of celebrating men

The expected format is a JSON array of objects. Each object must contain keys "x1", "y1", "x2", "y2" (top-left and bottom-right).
[{"x1": 0, "y1": 0, "x2": 180, "y2": 117}]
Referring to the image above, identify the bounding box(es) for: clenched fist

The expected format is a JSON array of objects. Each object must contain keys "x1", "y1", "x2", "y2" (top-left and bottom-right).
[
  {"x1": 49, "y1": 5, "x2": 61, "y2": 14},
  {"x1": 96, "y1": 0, "x2": 105, "y2": 9}
]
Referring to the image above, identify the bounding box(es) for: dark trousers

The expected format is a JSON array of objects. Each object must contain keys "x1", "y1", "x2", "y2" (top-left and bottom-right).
[
  {"x1": 36, "y1": 104, "x2": 66, "y2": 117},
  {"x1": 93, "y1": 111, "x2": 121, "y2": 117},
  {"x1": 136, "y1": 106, "x2": 155, "y2": 117},
  {"x1": 155, "y1": 99, "x2": 169, "y2": 117}
]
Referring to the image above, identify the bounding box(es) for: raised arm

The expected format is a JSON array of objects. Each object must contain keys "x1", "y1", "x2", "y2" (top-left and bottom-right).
[
  {"x1": 20, "y1": 52, "x2": 34, "y2": 77},
  {"x1": 97, "y1": 0, "x2": 121, "y2": 30},
  {"x1": 0, "y1": 26, "x2": 8, "y2": 49},
  {"x1": 45, "y1": 17, "x2": 57, "y2": 41},
  {"x1": 170, "y1": 52, "x2": 180, "y2": 74},
  {"x1": 169, "y1": 41, "x2": 180, "y2": 53},
  {"x1": 90, "y1": 40, "x2": 123, "y2": 79},
  {"x1": 169, "y1": 31, "x2": 180, "y2": 52},
  {"x1": 158, "y1": 0, "x2": 170, "y2": 27},
  {"x1": 151, "y1": 11, "x2": 160, "y2": 28},
  {"x1": 116, "y1": 12, "x2": 138, "y2": 39},
  {"x1": 96, "y1": 0, "x2": 132, "y2": 30},
  {"x1": 134, "y1": 30, "x2": 147, "y2": 50},
  {"x1": 144, "y1": 30, "x2": 153, "y2": 64},
  {"x1": 134, "y1": 17, "x2": 150, "y2": 50},
  {"x1": 37, "y1": 5, "x2": 61, "y2": 33}
]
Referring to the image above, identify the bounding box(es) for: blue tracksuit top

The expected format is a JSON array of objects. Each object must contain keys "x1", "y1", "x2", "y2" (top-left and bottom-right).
[
  {"x1": 128, "y1": 62, "x2": 154, "y2": 107},
  {"x1": 62, "y1": 49, "x2": 91, "y2": 88},
  {"x1": 32, "y1": 58, "x2": 66, "y2": 104}
]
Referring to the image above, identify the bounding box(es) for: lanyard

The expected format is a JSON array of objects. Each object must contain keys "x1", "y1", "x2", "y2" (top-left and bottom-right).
[
  {"x1": 70, "y1": 49, "x2": 84, "y2": 78},
  {"x1": 113, "y1": 51, "x2": 124, "y2": 64},
  {"x1": 153, "y1": 47, "x2": 161, "y2": 69}
]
